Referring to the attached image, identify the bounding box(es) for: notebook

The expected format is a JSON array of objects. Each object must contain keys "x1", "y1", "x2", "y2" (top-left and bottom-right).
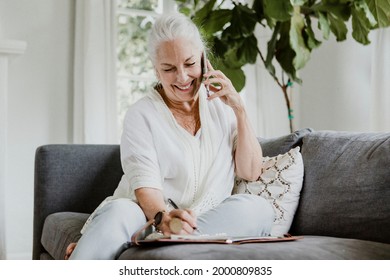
[{"x1": 129, "y1": 220, "x2": 302, "y2": 246}]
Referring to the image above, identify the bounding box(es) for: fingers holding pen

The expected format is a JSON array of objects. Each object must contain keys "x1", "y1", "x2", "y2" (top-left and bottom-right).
[
  {"x1": 159, "y1": 209, "x2": 197, "y2": 235},
  {"x1": 169, "y1": 208, "x2": 197, "y2": 233},
  {"x1": 165, "y1": 199, "x2": 197, "y2": 234}
]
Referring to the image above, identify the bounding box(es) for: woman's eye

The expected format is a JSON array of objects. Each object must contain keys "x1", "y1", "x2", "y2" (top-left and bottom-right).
[
  {"x1": 163, "y1": 68, "x2": 174, "y2": 72},
  {"x1": 186, "y1": 62, "x2": 196, "y2": 67}
]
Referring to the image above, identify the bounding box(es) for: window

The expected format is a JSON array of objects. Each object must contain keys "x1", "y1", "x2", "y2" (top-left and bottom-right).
[{"x1": 116, "y1": 0, "x2": 176, "y2": 134}]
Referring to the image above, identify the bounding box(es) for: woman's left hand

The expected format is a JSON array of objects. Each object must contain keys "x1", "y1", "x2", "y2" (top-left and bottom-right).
[{"x1": 203, "y1": 61, "x2": 244, "y2": 113}]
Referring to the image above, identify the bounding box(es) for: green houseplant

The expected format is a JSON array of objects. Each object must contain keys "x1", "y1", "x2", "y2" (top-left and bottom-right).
[{"x1": 176, "y1": 0, "x2": 390, "y2": 132}]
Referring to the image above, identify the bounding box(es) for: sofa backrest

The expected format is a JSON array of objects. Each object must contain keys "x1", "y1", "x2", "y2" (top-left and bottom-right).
[
  {"x1": 258, "y1": 128, "x2": 313, "y2": 157},
  {"x1": 33, "y1": 144, "x2": 122, "y2": 259},
  {"x1": 290, "y1": 131, "x2": 390, "y2": 244}
]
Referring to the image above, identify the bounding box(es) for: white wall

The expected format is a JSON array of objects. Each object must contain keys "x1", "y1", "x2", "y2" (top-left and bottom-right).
[
  {"x1": 0, "y1": 0, "x2": 74, "y2": 259},
  {"x1": 298, "y1": 33, "x2": 374, "y2": 132},
  {"x1": 243, "y1": 63, "x2": 292, "y2": 137},
  {"x1": 245, "y1": 25, "x2": 384, "y2": 137}
]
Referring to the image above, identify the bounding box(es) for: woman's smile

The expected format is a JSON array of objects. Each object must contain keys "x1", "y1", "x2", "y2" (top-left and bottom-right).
[{"x1": 174, "y1": 80, "x2": 194, "y2": 92}]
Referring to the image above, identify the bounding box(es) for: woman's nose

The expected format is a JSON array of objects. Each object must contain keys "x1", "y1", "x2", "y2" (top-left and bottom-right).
[{"x1": 176, "y1": 68, "x2": 188, "y2": 83}]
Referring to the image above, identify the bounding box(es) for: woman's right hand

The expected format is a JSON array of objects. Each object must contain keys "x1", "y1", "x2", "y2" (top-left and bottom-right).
[
  {"x1": 160, "y1": 209, "x2": 198, "y2": 236},
  {"x1": 135, "y1": 188, "x2": 197, "y2": 236}
]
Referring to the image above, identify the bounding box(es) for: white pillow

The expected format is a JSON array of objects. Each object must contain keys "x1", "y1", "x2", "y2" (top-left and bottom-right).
[{"x1": 233, "y1": 146, "x2": 304, "y2": 236}]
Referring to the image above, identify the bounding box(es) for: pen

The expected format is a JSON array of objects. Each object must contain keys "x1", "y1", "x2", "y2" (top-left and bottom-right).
[
  {"x1": 166, "y1": 198, "x2": 182, "y2": 234},
  {"x1": 168, "y1": 198, "x2": 179, "y2": 209}
]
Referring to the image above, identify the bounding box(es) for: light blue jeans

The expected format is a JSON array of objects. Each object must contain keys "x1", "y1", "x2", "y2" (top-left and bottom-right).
[{"x1": 69, "y1": 194, "x2": 274, "y2": 260}]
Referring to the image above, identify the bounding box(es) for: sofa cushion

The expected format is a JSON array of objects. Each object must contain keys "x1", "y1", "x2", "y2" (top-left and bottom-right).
[
  {"x1": 120, "y1": 236, "x2": 390, "y2": 260},
  {"x1": 42, "y1": 211, "x2": 390, "y2": 260},
  {"x1": 290, "y1": 131, "x2": 390, "y2": 244},
  {"x1": 41, "y1": 212, "x2": 88, "y2": 260},
  {"x1": 258, "y1": 128, "x2": 313, "y2": 157},
  {"x1": 233, "y1": 147, "x2": 304, "y2": 236}
]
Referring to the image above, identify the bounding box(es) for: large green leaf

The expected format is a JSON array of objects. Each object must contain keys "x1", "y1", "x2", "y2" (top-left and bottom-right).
[
  {"x1": 193, "y1": 0, "x2": 217, "y2": 27},
  {"x1": 265, "y1": 22, "x2": 282, "y2": 77},
  {"x1": 290, "y1": 7, "x2": 311, "y2": 70},
  {"x1": 312, "y1": 1, "x2": 352, "y2": 21},
  {"x1": 352, "y1": 1, "x2": 376, "y2": 44},
  {"x1": 237, "y1": 35, "x2": 259, "y2": 64},
  {"x1": 202, "y1": 9, "x2": 232, "y2": 35},
  {"x1": 228, "y1": 4, "x2": 257, "y2": 39},
  {"x1": 223, "y1": 45, "x2": 247, "y2": 69},
  {"x1": 328, "y1": 13, "x2": 348, "y2": 41},
  {"x1": 179, "y1": 7, "x2": 192, "y2": 17},
  {"x1": 318, "y1": 12, "x2": 331, "y2": 39},
  {"x1": 275, "y1": 21, "x2": 301, "y2": 83},
  {"x1": 263, "y1": 0, "x2": 293, "y2": 21},
  {"x1": 304, "y1": 16, "x2": 322, "y2": 50},
  {"x1": 216, "y1": 61, "x2": 246, "y2": 92},
  {"x1": 252, "y1": 0, "x2": 266, "y2": 22},
  {"x1": 365, "y1": 0, "x2": 390, "y2": 27},
  {"x1": 212, "y1": 37, "x2": 228, "y2": 59}
]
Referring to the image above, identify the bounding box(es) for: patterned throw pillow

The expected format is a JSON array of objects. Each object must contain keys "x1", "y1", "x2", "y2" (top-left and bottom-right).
[{"x1": 233, "y1": 147, "x2": 304, "y2": 236}]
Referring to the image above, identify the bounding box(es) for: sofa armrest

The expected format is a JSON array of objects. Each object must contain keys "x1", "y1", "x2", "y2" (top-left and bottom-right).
[{"x1": 32, "y1": 144, "x2": 123, "y2": 259}]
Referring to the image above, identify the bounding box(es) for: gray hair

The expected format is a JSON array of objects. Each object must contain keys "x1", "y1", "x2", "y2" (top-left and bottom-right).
[{"x1": 148, "y1": 12, "x2": 206, "y2": 65}]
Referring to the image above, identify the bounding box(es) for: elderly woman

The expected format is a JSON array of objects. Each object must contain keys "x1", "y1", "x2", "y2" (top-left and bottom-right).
[{"x1": 68, "y1": 12, "x2": 274, "y2": 260}]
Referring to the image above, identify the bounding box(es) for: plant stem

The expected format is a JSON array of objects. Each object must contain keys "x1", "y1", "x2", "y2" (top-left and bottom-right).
[
  {"x1": 217, "y1": 0, "x2": 226, "y2": 9},
  {"x1": 282, "y1": 84, "x2": 293, "y2": 133},
  {"x1": 257, "y1": 49, "x2": 293, "y2": 133}
]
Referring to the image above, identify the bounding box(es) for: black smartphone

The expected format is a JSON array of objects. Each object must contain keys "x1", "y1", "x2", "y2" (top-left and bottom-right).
[{"x1": 201, "y1": 50, "x2": 210, "y2": 97}]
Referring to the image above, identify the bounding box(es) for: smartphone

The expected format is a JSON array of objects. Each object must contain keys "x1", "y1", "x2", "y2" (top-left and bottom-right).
[{"x1": 201, "y1": 50, "x2": 210, "y2": 97}]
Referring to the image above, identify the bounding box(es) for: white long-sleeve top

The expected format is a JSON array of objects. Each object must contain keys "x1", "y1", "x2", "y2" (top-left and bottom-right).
[{"x1": 81, "y1": 86, "x2": 237, "y2": 233}]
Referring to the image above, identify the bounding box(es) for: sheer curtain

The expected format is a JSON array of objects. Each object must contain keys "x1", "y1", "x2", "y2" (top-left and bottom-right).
[
  {"x1": 73, "y1": 0, "x2": 118, "y2": 144},
  {"x1": 0, "y1": 53, "x2": 7, "y2": 260},
  {"x1": 370, "y1": 28, "x2": 390, "y2": 132},
  {"x1": 0, "y1": 40, "x2": 27, "y2": 259}
]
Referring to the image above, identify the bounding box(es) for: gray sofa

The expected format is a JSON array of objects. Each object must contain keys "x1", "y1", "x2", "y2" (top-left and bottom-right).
[{"x1": 33, "y1": 128, "x2": 390, "y2": 260}]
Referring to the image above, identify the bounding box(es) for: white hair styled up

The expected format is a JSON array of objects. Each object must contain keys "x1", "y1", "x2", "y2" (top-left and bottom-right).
[{"x1": 148, "y1": 12, "x2": 206, "y2": 65}]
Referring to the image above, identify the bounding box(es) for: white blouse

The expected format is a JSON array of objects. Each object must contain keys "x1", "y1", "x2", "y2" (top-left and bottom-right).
[
  {"x1": 114, "y1": 87, "x2": 236, "y2": 214},
  {"x1": 81, "y1": 86, "x2": 237, "y2": 233}
]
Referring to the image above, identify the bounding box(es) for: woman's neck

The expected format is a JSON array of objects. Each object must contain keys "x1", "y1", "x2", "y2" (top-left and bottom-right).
[
  {"x1": 161, "y1": 91, "x2": 198, "y2": 113},
  {"x1": 158, "y1": 87, "x2": 201, "y2": 135}
]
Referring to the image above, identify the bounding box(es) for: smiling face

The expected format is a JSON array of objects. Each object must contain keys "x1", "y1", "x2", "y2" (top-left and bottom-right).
[{"x1": 155, "y1": 37, "x2": 203, "y2": 103}]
